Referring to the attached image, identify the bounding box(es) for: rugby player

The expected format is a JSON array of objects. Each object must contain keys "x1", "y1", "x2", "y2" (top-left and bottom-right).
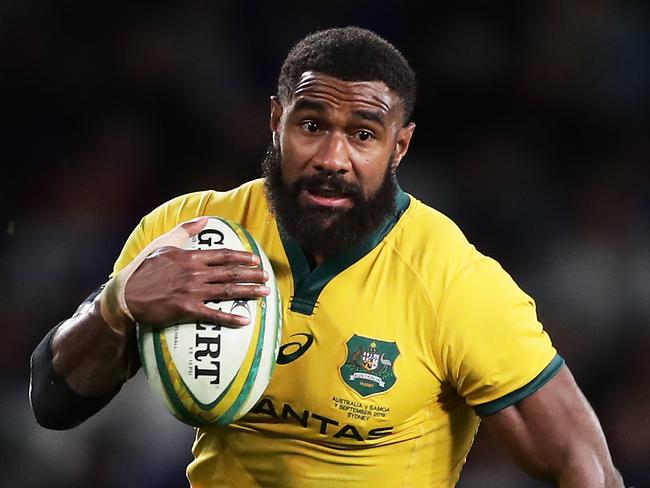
[{"x1": 30, "y1": 26, "x2": 624, "y2": 487}]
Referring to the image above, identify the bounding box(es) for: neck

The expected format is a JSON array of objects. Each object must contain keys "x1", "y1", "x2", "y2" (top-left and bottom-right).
[
  {"x1": 303, "y1": 249, "x2": 326, "y2": 270},
  {"x1": 311, "y1": 251, "x2": 327, "y2": 268}
]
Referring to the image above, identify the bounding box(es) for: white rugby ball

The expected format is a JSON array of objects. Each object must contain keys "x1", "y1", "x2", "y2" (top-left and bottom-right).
[{"x1": 137, "y1": 217, "x2": 282, "y2": 427}]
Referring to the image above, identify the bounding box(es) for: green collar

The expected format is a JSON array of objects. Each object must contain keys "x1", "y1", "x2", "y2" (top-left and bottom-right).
[{"x1": 279, "y1": 189, "x2": 410, "y2": 315}]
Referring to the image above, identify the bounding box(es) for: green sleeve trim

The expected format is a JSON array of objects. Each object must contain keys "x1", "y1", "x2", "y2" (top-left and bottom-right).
[{"x1": 474, "y1": 354, "x2": 565, "y2": 416}]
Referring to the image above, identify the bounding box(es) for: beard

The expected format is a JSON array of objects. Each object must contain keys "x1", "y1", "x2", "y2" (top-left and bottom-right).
[{"x1": 262, "y1": 145, "x2": 398, "y2": 255}]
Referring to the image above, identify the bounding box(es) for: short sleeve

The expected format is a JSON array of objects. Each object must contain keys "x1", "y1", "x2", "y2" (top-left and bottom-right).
[
  {"x1": 436, "y1": 255, "x2": 563, "y2": 415},
  {"x1": 109, "y1": 190, "x2": 218, "y2": 277}
]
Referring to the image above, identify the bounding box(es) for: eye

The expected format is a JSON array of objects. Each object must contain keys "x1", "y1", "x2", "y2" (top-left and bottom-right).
[
  {"x1": 354, "y1": 130, "x2": 375, "y2": 142},
  {"x1": 301, "y1": 121, "x2": 319, "y2": 133}
]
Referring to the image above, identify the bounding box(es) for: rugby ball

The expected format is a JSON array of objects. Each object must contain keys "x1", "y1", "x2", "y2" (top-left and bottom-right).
[{"x1": 137, "y1": 217, "x2": 282, "y2": 427}]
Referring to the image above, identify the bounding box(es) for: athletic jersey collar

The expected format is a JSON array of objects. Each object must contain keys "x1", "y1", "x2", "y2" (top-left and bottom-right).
[{"x1": 280, "y1": 188, "x2": 410, "y2": 315}]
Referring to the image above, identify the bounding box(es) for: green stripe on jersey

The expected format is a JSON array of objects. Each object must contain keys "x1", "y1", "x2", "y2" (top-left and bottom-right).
[
  {"x1": 281, "y1": 189, "x2": 411, "y2": 316},
  {"x1": 474, "y1": 354, "x2": 565, "y2": 416}
]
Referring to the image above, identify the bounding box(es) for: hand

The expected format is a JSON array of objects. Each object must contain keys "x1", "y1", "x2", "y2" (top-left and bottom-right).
[{"x1": 100, "y1": 218, "x2": 270, "y2": 333}]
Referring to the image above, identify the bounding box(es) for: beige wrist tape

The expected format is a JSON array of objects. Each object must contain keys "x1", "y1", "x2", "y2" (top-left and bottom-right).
[{"x1": 98, "y1": 217, "x2": 206, "y2": 335}]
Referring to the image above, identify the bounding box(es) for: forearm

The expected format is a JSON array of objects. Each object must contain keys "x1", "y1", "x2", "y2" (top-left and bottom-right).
[
  {"x1": 42, "y1": 218, "x2": 207, "y2": 395},
  {"x1": 29, "y1": 286, "x2": 138, "y2": 429},
  {"x1": 51, "y1": 296, "x2": 136, "y2": 396},
  {"x1": 556, "y1": 454, "x2": 624, "y2": 487},
  {"x1": 486, "y1": 417, "x2": 624, "y2": 487},
  {"x1": 512, "y1": 417, "x2": 625, "y2": 487},
  {"x1": 551, "y1": 395, "x2": 624, "y2": 487}
]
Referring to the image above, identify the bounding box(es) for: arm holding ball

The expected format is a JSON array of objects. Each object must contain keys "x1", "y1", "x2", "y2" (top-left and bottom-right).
[{"x1": 30, "y1": 218, "x2": 269, "y2": 429}]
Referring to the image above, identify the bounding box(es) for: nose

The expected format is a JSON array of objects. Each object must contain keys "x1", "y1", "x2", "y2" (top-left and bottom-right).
[{"x1": 312, "y1": 132, "x2": 351, "y2": 175}]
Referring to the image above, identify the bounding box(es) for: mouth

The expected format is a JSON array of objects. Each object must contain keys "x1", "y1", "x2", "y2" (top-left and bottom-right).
[{"x1": 301, "y1": 187, "x2": 353, "y2": 208}]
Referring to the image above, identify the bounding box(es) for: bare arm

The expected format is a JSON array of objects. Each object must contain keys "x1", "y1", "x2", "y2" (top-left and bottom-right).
[
  {"x1": 31, "y1": 218, "x2": 270, "y2": 426},
  {"x1": 49, "y1": 292, "x2": 137, "y2": 397},
  {"x1": 481, "y1": 365, "x2": 624, "y2": 487}
]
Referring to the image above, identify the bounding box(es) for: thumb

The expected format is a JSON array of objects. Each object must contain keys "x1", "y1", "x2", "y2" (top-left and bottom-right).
[
  {"x1": 151, "y1": 216, "x2": 209, "y2": 249},
  {"x1": 180, "y1": 216, "x2": 209, "y2": 237}
]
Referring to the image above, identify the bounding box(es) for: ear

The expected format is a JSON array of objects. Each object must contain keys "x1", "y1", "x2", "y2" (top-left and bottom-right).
[
  {"x1": 270, "y1": 96, "x2": 283, "y2": 141},
  {"x1": 392, "y1": 122, "x2": 416, "y2": 169}
]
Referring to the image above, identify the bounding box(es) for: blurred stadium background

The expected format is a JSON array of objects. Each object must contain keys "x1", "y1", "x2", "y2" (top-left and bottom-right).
[{"x1": 2, "y1": 1, "x2": 648, "y2": 486}]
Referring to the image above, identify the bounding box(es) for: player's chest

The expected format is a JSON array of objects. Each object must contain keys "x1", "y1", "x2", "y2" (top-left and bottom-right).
[{"x1": 241, "y1": 268, "x2": 442, "y2": 443}]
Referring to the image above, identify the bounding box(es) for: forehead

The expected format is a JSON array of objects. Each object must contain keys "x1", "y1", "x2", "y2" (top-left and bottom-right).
[{"x1": 288, "y1": 71, "x2": 402, "y2": 119}]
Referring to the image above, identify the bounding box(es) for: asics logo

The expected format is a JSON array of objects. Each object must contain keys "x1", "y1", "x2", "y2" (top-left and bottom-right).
[{"x1": 277, "y1": 333, "x2": 314, "y2": 365}]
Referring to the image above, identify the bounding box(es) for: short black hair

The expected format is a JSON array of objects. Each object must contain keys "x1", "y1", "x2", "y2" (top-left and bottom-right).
[{"x1": 278, "y1": 26, "x2": 416, "y2": 125}]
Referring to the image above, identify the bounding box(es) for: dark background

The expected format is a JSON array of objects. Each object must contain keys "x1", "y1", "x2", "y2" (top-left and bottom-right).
[{"x1": 2, "y1": 1, "x2": 648, "y2": 486}]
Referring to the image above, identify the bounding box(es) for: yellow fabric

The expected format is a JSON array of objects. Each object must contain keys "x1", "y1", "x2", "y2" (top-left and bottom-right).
[{"x1": 113, "y1": 179, "x2": 557, "y2": 487}]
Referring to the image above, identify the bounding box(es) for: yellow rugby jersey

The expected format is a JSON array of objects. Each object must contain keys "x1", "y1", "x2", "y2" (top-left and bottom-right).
[{"x1": 113, "y1": 179, "x2": 562, "y2": 487}]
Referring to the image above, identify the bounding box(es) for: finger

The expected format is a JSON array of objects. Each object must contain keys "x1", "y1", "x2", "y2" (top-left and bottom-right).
[
  {"x1": 202, "y1": 283, "x2": 271, "y2": 300},
  {"x1": 199, "y1": 266, "x2": 269, "y2": 284},
  {"x1": 195, "y1": 306, "x2": 252, "y2": 327},
  {"x1": 192, "y1": 249, "x2": 261, "y2": 266}
]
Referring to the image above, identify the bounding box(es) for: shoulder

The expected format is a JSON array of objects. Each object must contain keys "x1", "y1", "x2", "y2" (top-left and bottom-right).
[
  {"x1": 394, "y1": 196, "x2": 534, "y2": 317},
  {"x1": 395, "y1": 198, "x2": 558, "y2": 402},
  {"x1": 387, "y1": 194, "x2": 481, "y2": 291},
  {"x1": 373, "y1": 193, "x2": 489, "y2": 334},
  {"x1": 140, "y1": 179, "x2": 268, "y2": 237},
  {"x1": 112, "y1": 180, "x2": 269, "y2": 275}
]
